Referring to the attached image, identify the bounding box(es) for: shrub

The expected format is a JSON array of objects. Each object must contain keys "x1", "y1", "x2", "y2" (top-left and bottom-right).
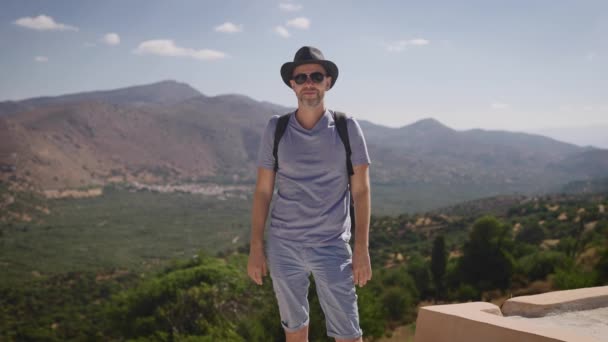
[
  {"x1": 517, "y1": 251, "x2": 569, "y2": 281},
  {"x1": 449, "y1": 284, "x2": 479, "y2": 302},
  {"x1": 552, "y1": 267, "x2": 596, "y2": 290}
]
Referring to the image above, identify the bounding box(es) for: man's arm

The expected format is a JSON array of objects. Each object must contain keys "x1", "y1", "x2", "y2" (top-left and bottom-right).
[
  {"x1": 350, "y1": 163, "x2": 371, "y2": 287},
  {"x1": 247, "y1": 167, "x2": 275, "y2": 285}
]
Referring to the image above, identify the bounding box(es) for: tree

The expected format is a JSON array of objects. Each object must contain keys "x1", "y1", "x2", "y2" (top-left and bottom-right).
[
  {"x1": 557, "y1": 236, "x2": 578, "y2": 258},
  {"x1": 459, "y1": 216, "x2": 514, "y2": 292},
  {"x1": 431, "y1": 235, "x2": 448, "y2": 300},
  {"x1": 406, "y1": 254, "x2": 432, "y2": 299},
  {"x1": 596, "y1": 248, "x2": 608, "y2": 285},
  {"x1": 108, "y1": 256, "x2": 246, "y2": 340},
  {"x1": 381, "y1": 288, "x2": 415, "y2": 322},
  {"x1": 515, "y1": 224, "x2": 545, "y2": 245}
]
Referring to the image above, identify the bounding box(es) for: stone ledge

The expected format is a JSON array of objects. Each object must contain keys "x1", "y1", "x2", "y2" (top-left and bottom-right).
[
  {"x1": 414, "y1": 287, "x2": 608, "y2": 342},
  {"x1": 502, "y1": 286, "x2": 608, "y2": 317}
]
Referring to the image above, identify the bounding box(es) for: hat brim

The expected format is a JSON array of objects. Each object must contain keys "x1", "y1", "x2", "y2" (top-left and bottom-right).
[{"x1": 280, "y1": 60, "x2": 339, "y2": 89}]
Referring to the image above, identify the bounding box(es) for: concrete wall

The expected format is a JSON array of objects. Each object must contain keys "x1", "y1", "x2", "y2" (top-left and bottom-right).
[{"x1": 414, "y1": 286, "x2": 608, "y2": 342}]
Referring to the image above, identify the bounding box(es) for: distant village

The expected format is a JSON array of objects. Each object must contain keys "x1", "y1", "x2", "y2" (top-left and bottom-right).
[
  {"x1": 38, "y1": 182, "x2": 252, "y2": 200},
  {"x1": 126, "y1": 182, "x2": 251, "y2": 200}
]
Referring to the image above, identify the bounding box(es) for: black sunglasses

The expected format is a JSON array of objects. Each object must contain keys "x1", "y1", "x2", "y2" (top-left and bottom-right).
[{"x1": 292, "y1": 72, "x2": 327, "y2": 85}]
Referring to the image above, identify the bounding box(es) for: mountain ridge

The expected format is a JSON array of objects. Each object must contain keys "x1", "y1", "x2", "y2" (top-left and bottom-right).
[
  {"x1": 1, "y1": 80, "x2": 606, "y2": 211},
  {"x1": 0, "y1": 80, "x2": 202, "y2": 117}
]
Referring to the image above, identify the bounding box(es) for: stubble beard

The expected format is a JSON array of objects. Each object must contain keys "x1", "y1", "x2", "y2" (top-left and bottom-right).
[{"x1": 298, "y1": 90, "x2": 323, "y2": 108}]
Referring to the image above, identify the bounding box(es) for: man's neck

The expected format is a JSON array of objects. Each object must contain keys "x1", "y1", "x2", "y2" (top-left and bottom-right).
[{"x1": 295, "y1": 104, "x2": 326, "y2": 130}]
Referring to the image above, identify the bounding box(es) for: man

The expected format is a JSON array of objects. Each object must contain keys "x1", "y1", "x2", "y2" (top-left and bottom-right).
[{"x1": 247, "y1": 46, "x2": 372, "y2": 342}]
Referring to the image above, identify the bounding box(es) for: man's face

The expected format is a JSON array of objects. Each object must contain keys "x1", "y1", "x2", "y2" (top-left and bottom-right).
[{"x1": 290, "y1": 63, "x2": 331, "y2": 108}]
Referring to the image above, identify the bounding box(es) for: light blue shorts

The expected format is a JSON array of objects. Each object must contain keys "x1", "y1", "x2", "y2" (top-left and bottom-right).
[{"x1": 266, "y1": 237, "x2": 363, "y2": 340}]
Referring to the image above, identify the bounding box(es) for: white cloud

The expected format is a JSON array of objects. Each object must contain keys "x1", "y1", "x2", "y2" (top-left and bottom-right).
[
  {"x1": 84, "y1": 42, "x2": 96, "y2": 48},
  {"x1": 386, "y1": 38, "x2": 430, "y2": 52},
  {"x1": 274, "y1": 26, "x2": 290, "y2": 38},
  {"x1": 34, "y1": 56, "x2": 48, "y2": 62},
  {"x1": 14, "y1": 15, "x2": 78, "y2": 31},
  {"x1": 102, "y1": 33, "x2": 120, "y2": 45},
  {"x1": 133, "y1": 40, "x2": 226, "y2": 61},
  {"x1": 410, "y1": 39, "x2": 430, "y2": 46},
  {"x1": 279, "y1": 3, "x2": 303, "y2": 12},
  {"x1": 583, "y1": 105, "x2": 594, "y2": 111},
  {"x1": 286, "y1": 17, "x2": 310, "y2": 29},
  {"x1": 491, "y1": 102, "x2": 509, "y2": 110},
  {"x1": 214, "y1": 22, "x2": 243, "y2": 33}
]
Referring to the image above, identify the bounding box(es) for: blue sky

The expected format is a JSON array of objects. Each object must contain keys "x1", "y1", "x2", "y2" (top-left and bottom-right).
[{"x1": 1, "y1": 0, "x2": 607, "y2": 132}]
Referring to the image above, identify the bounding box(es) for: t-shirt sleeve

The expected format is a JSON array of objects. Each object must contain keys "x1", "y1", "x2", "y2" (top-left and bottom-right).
[
  {"x1": 347, "y1": 117, "x2": 371, "y2": 166},
  {"x1": 256, "y1": 115, "x2": 280, "y2": 171}
]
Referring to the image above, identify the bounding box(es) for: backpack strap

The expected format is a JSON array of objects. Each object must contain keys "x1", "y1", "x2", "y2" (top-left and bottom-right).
[
  {"x1": 273, "y1": 113, "x2": 291, "y2": 172},
  {"x1": 331, "y1": 111, "x2": 354, "y2": 176},
  {"x1": 332, "y1": 111, "x2": 357, "y2": 234}
]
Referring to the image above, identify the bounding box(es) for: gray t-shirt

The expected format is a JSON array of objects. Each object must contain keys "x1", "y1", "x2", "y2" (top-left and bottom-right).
[{"x1": 257, "y1": 110, "x2": 371, "y2": 245}]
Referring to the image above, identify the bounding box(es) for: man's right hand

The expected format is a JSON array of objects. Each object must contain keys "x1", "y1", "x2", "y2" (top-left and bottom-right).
[{"x1": 247, "y1": 246, "x2": 268, "y2": 285}]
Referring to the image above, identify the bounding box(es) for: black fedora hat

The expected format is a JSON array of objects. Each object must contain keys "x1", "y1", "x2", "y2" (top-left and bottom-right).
[{"x1": 280, "y1": 46, "x2": 339, "y2": 89}]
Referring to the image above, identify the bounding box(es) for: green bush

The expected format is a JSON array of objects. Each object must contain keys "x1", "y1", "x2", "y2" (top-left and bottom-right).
[
  {"x1": 107, "y1": 255, "x2": 247, "y2": 340},
  {"x1": 552, "y1": 267, "x2": 596, "y2": 290},
  {"x1": 515, "y1": 224, "x2": 545, "y2": 245},
  {"x1": 449, "y1": 284, "x2": 479, "y2": 302},
  {"x1": 357, "y1": 286, "x2": 386, "y2": 338},
  {"x1": 595, "y1": 248, "x2": 608, "y2": 285},
  {"x1": 517, "y1": 251, "x2": 569, "y2": 281},
  {"x1": 381, "y1": 287, "x2": 415, "y2": 322}
]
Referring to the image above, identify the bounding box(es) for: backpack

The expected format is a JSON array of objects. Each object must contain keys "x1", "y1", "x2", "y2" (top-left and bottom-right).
[{"x1": 272, "y1": 110, "x2": 356, "y2": 232}]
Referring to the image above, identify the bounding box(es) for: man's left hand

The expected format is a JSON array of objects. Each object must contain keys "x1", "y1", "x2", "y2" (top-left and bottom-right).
[{"x1": 352, "y1": 246, "x2": 372, "y2": 287}]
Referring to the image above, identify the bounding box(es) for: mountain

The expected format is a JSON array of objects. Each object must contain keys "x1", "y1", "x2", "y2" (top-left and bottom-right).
[
  {"x1": 549, "y1": 149, "x2": 608, "y2": 179},
  {"x1": 530, "y1": 124, "x2": 608, "y2": 149},
  {"x1": 359, "y1": 118, "x2": 590, "y2": 192},
  {"x1": 1, "y1": 80, "x2": 607, "y2": 212},
  {"x1": 0, "y1": 80, "x2": 202, "y2": 117},
  {"x1": 0, "y1": 86, "x2": 290, "y2": 189},
  {"x1": 562, "y1": 177, "x2": 608, "y2": 194}
]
